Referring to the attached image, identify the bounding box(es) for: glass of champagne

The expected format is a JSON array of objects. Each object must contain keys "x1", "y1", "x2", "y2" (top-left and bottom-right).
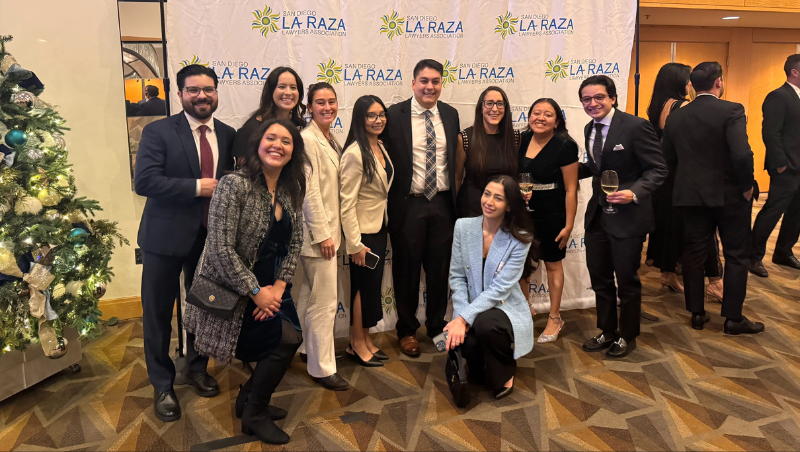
[
  {"x1": 601, "y1": 170, "x2": 619, "y2": 214},
  {"x1": 519, "y1": 173, "x2": 534, "y2": 212}
]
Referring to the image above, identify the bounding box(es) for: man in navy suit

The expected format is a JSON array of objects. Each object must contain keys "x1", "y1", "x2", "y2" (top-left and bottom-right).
[
  {"x1": 139, "y1": 85, "x2": 167, "y2": 116},
  {"x1": 135, "y1": 65, "x2": 235, "y2": 422}
]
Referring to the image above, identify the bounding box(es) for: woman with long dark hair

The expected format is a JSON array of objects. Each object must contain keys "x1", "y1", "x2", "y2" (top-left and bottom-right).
[
  {"x1": 518, "y1": 98, "x2": 579, "y2": 343},
  {"x1": 340, "y1": 95, "x2": 394, "y2": 366},
  {"x1": 183, "y1": 118, "x2": 309, "y2": 445},
  {"x1": 646, "y1": 63, "x2": 723, "y2": 301},
  {"x1": 454, "y1": 86, "x2": 520, "y2": 217},
  {"x1": 232, "y1": 67, "x2": 307, "y2": 161},
  {"x1": 445, "y1": 174, "x2": 535, "y2": 404}
]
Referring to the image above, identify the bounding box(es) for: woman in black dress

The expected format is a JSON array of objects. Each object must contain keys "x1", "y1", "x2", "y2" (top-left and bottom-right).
[
  {"x1": 183, "y1": 119, "x2": 308, "y2": 445},
  {"x1": 518, "y1": 98, "x2": 579, "y2": 343},
  {"x1": 454, "y1": 86, "x2": 520, "y2": 217},
  {"x1": 340, "y1": 95, "x2": 394, "y2": 366},
  {"x1": 232, "y1": 67, "x2": 307, "y2": 164},
  {"x1": 645, "y1": 63, "x2": 723, "y2": 301}
]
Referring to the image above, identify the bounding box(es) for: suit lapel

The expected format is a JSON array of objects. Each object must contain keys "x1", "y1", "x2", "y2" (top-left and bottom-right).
[
  {"x1": 484, "y1": 228, "x2": 512, "y2": 290},
  {"x1": 399, "y1": 100, "x2": 413, "y2": 166},
  {"x1": 584, "y1": 121, "x2": 599, "y2": 174},
  {"x1": 176, "y1": 113, "x2": 201, "y2": 179},
  {"x1": 602, "y1": 110, "x2": 624, "y2": 156},
  {"x1": 468, "y1": 217, "x2": 484, "y2": 295},
  {"x1": 310, "y1": 121, "x2": 340, "y2": 169},
  {"x1": 376, "y1": 144, "x2": 389, "y2": 193},
  {"x1": 213, "y1": 118, "x2": 228, "y2": 179},
  {"x1": 439, "y1": 101, "x2": 457, "y2": 169},
  {"x1": 785, "y1": 83, "x2": 800, "y2": 110}
]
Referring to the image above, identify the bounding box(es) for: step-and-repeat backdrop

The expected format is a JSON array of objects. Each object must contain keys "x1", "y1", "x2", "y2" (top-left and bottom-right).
[{"x1": 167, "y1": 0, "x2": 637, "y2": 336}]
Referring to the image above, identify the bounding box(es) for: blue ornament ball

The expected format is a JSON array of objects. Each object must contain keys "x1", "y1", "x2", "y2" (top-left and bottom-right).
[
  {"x1": 4, "y1": 129, "x2": 28, "y2": 147},
  {"x1": 68, "y1": 228, "x2": 90, "y2": 246}
]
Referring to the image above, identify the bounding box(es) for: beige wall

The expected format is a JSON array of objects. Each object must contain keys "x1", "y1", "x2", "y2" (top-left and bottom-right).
[
  {"x1": 119, "y1": 1, "x2": 163, "y2": 40},
  {"x1": 0, "y1": 0, "x2": 144, "y2": 301}
]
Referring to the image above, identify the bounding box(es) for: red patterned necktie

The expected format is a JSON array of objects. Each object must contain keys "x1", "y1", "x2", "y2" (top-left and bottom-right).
[{"x1": 198, "y1": 125, "x2": 214, "y2": 227}]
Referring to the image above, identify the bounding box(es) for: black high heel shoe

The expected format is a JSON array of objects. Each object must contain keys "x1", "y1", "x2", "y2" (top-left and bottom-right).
[
  {"x1": 347, "y1": 344, "x2": 383, "y2": 367},
  {"x1": 494, "y1": 385, "x2": 514, "y2": 400},
  {"x1": 372, "y1": 349, "x2": 388, "y2": 360}
]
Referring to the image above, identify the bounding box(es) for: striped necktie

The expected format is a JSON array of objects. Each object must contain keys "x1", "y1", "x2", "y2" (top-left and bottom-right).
[{"x1": 423, "y1": 110, "x2": 438, "y2": 200}]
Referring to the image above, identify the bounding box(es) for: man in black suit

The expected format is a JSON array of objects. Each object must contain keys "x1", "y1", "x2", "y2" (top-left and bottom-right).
[
  {"x1": 382, "y1": 59, "x2": 460, "y2": 357},
  {"x1": 139, "y1": 85, "x2": 168, "y2": 116},
  {"x1": 749, "y1": 54, "x2": 800, "y2": 277},
  {"x1": 662, "y1": 62, "x2": 765, "y2": 335},
  {"x1": 578, "y1": 75, "x2": 667, "y2": 358},
  {"x1": 135, "y1": 65, "x2": 235, "y2": 422}
]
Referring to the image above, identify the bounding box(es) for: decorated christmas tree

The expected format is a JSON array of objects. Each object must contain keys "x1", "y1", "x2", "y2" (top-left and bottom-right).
[{"x1": 0, "y1": 36, "x2": 127, "y2": 357}]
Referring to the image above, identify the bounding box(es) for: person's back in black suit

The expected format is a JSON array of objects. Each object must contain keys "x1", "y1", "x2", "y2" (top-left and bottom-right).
[
  {"x1": 662, "y1": 61, "x2": 764, "y2": 335},
  {"x1": 140, "y1": 96, "x2": 167, "y2": 116},
  {"x1": 749, "y1": 54, "x2": 800, "y2": 276},
  {"x1": 381, "y1": 59, "x2": 460, "y2": 357},
  {"x1": 577, "y1": 76, "x2": 667, "y2": 359},
  {"x1": 135, "y1": 66, "x2": 235, "y2": 422}
]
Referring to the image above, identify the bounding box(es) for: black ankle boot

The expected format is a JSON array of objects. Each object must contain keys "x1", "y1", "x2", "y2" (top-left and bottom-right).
[{"x1": 241, "y1": 403, "x2": 289, "y2": 444}]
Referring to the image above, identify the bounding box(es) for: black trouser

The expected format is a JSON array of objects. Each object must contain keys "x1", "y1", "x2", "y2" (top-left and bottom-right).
[
  {"x1": 750, "y1": 169, "x2": 800, "y2": 261},
  {"x1": 141, "y1": 228, "x2": 208, "y2": 393},
  {"x1": 680, "y1": 198, "x2": 752, "y2": 320},
  {"x1": 460, "y1": 309, "x2": 516, "y2": 392},
  {"x1": 241, "y1": 319, "x2": 302, "y2": 416},
  {"x1": 391, "y1": 192, "x2": 455, "y2": 339},
  {"x1": 585, "y1": 213, "x2": 644, "y2": 341}
]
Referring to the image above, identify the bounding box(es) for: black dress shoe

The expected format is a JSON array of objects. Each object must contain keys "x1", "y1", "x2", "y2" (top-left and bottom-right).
[
  {"x1": 494, "y1": 386, "x2": 514, "y2": 400},
  {"x1": 691, "y1": 312, "x2": 711, "y2": 330},
  {"x1": 724, "y1": 316, "x2": 765, "y2": 335},
  {"x1": 606, "y1": 338, "x2": 636, "y2": 358},
  {"x1": 154, "y1": 389, "x2": 181, "y2": 422},
  {"x1": 313, "y1": 373, "x2": 350, "y2": 391},
  {"x1": 582, "y1": 333, "x2": 616, "y2": 352},
  {"x1": 773, "y1": 254, "x2": 800, "y2": 270},
  {"x1": 749, "y1": 260, "x2": 769, "y2": 277},
  {"x1": 182, "y1": 371, "x2": 220, "y2": 397},
  {"x1": 372, "y1": 349, "x2": 388, "y2": 360},
  {"x1": 347, "y1": 345, "x2": 384, "y2": 367},
  {"x1": 235, "y1": 385, "x2": 287, "y2": 420}
]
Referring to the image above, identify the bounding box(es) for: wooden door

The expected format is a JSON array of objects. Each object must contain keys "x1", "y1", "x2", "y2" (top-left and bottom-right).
[
  {"x1": 675, "y1": 42, "x2": 730, "y2": 99},
  {"x1": 626, "y1": 42, "x2": 672, "y2": 118}
]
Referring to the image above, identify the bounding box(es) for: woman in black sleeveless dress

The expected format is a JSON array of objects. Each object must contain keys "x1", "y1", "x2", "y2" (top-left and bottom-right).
[
  {"x1": 645, "y1": 63, "x2": 723, "y2": 301},
  {"x1": 454, "y1": 86, "x2": 520, "y2": 218},
  {"x1": 518, "y1": 98, "x2": 579, "y2": 343}
]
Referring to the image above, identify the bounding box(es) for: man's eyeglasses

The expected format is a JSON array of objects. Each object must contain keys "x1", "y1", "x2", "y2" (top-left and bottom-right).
[
  {"x1": 183, "y1": 86, "x2": 217, "y2": 96},
  {"x1": 366, "y1": 113, "x2": 387, "y2": 123},
  {"x1": 580, "y1": 94, "x2": 608, "y2": 105},
  {"x1": 483, "y1": 100, "x2": 506, "y2": 109}
]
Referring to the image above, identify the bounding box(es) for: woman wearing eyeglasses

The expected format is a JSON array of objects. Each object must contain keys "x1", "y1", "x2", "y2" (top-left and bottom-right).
[
  {"x1": 232, "y1": 67, "x2": 307, "y2": 164},
  {"x1": 454, "y1": 86, "x2": 520, "y2": 218},
  {"x1": 340, "y1": 95, "x2": 394, "y2": 367}
]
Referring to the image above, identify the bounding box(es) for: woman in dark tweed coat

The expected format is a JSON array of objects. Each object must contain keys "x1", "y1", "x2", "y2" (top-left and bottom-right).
[{"x1": 184, "y1": 118, "x2": 308, "y2": 445}]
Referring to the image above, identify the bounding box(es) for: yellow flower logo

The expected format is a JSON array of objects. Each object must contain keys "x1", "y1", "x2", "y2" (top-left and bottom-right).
[
  {"x1": 380, "y1": 11, "x2": 404, "y2": 40},
  {"x1": 252, "y1": 6, "x2": 280, "y2": 37},
  {"x1": 442, "y1": 60, "x2": 457, "y2": 87},
  {"x1": 382, "y1": 287, "x2": 395, "y2": 315},
  {"x1": 317, "y1": 59, "x2": 343, "y2": 84},
  {"x1": 179, "y1": 55, "x2": 209, "y2": 68},
  {"x1": 494, "y1": 12, "x2": 518, "y2": 39},
  {"x1": 545, "y1": 56, "x2": 568, "y2": 82}
]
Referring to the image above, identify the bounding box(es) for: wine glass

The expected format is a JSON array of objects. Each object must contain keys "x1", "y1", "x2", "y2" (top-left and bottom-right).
[
  {"x1": 519, "y1": 173, "x2": 534, "y2": 212},
  {"x1": 601, "y1": 170, "x2": 619, "y2": 214}
]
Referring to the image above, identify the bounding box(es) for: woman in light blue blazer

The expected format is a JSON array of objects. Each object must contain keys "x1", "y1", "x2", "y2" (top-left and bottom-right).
[{"x1": 445, "y1": 174, "x2": 537, "y2": 400}]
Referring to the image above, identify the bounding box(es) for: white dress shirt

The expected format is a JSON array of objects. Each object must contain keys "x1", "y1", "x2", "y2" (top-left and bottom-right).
[
  {"x1": 410, "y1": 96, "x2": 449, "y2": 193},
  {"x1": 185, "y1": 112, "x2": 219, "y2": 196},
  {"x1": 588, "y1": 107, "x2": 615, "y2": 163},
  {"x1": 788, "y1": 81, "x2": 800, "y2": 100}
]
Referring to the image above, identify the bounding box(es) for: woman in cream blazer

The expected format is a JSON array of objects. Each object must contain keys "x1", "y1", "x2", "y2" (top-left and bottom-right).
[{"x1": 340, "y1": 95, "x2": 394, "y2": 367}]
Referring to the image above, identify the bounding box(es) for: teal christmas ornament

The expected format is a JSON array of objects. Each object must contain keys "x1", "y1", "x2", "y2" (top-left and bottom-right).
[
  {"x1": 67, "y1": 228, "x2": 90, "y2": 246},
  {"x1": 4, "y1": 129, "x2": 28, "y2": 147}
]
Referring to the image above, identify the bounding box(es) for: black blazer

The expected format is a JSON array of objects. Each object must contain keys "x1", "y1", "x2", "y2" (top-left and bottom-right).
[
  {"x1": 135, "y1": 112, "x2": 236, "y2": 256},
  {"x1": 662, "y1": 95, "x2": 755, "y2": 208},
  {"x1": 762, "y1": 83, "x2": 800, "y2": 172},
  {"x1": 382, "y1": 98, "x2": 460, "y2": 231},
  {"x1": 579, "y1": 109, "x2": 667, "y2": 238},
  {"x1": 139, "y1": 97, "x2": 167, "y2": 116}
]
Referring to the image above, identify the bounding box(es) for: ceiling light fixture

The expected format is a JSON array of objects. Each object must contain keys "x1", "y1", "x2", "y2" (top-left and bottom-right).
[{"x1": 722, "y1": 16, "x2": 740, "y2": 20}]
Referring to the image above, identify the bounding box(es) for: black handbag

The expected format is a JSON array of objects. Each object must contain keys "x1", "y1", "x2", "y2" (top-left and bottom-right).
[
  {"x1": 445, "y1": 347, "x2": 470, "y2": 408},
  {"x1": 185, "y1": 248, "x2": 242, "y2": 320}
]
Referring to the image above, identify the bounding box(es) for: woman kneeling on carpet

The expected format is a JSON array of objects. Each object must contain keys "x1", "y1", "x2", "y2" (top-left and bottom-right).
[
  {"x1": 444, "y1": 175, "x2": 536, "y2": 405},
  {"x1": 184, "y1": 118, "x2": 308, "y2": 445}
]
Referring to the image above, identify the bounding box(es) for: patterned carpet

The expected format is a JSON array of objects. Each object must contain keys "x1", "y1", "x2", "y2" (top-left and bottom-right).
[{"x1": 2, "y1": 199, "x2": 800, "y2": 451}]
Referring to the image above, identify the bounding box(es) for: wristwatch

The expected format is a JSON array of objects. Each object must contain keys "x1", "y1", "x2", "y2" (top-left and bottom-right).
[{"x1": 251, "y1": 286, "x2": 260, "y2": 296}]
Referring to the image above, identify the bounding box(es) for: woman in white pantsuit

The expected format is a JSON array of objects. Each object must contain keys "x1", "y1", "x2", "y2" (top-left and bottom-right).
[{"x1": 297, "y1": 83, "x2": 349, "y2": 391}]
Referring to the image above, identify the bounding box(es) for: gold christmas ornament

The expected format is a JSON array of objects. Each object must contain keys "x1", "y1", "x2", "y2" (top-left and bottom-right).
[
  {"x1": 66, "y1": 210, "x2": 84, "y2": 224},
  {"x1": 0, "y1": 248, "x2": 23, "y2": 278},
  {"x1": 37, "y1": 188, "x2": 61, "y2": 207},
  {"x1": 44, "y1": 209, "x2": 60, "y2": 221},
  {"x1": 14, "y1": 196, "x2": 43, "y2": 215},
  {"x1": 55, "y1": 176, "x2": 69, "y2": 187},
  {"x1": 52, "y1": 283, "x2": 66, "y2": 298}
]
